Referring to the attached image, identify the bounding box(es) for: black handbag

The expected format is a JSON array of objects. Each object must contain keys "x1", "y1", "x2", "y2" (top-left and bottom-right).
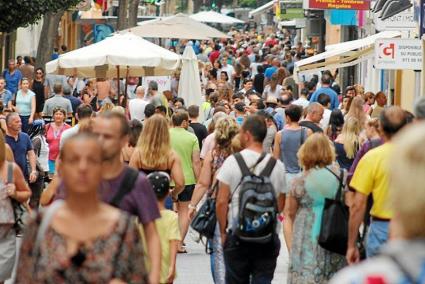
[
  {"x1": 190, "y1": 183, "x2": 218, "y2": 239},
  {"x1": 318, "y1": 168, "x2": 349, "y2": 255}
]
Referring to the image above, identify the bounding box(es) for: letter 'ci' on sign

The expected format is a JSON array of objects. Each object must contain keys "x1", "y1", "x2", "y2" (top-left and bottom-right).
[
  {"x1": 379, "y1": 43, "x2": 396, "y2": 59},
  {"x1": 375, "y1": 38, "x2": 423, "y2": 70}
]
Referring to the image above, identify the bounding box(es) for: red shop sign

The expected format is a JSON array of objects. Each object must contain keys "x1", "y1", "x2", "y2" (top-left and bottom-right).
[{"x1": 309, "y1": 0, "x2": 370, "y2": 10}]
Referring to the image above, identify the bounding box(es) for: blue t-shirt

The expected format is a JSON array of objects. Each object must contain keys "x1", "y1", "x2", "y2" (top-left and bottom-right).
[
  {"x1": 309, "y1": 87, "x2": 339, "y2": 110},
  {"x1": 2, "y1": 69, "x2": 22, "y2": 94},
  {"x1": 0, "y1": 89, "x2": 13, "y2": 107},
  {"x1": 264, "y1": 66, "x2": 277, "y2": 79},
  {"x1": 5, "y1": 132, "x2": 33, "y2": 179}
]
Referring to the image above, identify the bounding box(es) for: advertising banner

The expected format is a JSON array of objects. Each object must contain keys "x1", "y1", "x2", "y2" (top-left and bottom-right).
[{"x1": 309, "y1": 0, "x2": 370, "y2": 10}]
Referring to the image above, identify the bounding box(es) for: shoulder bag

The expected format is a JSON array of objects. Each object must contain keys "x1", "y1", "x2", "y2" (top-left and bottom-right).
[
  {"x1": 318, "y1": 168, "x2": 349, "y2": 255},
  {"x1": 190, "y1": 181, "x2": 218, "y2": 240}
]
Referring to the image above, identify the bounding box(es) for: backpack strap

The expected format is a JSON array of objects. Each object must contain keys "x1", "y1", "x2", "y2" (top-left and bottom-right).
[
  {"x1": 7, "y1": 162, "x2": 14, "y2": 183},
  {"x1": 110, "y1": 167, "x2": 139, "y2": 208},
  {"x1": 260, "y1": 157, "x2": 276, "y2": 177},
  {"x1": 234, "y1": 152, "x2": 252, "y2": 177},
  {"x1": 300, "y1": 127, "x2": 306, "y2": 146}
]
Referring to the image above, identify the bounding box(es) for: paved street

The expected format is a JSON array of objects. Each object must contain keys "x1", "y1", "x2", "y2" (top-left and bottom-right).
[{"x1": 175, "y1": 229, "x2": 289, "y2": 284}]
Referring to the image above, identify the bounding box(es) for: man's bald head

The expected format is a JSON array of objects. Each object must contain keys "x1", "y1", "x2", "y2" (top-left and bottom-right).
[
  {"x1": 135, "y1": 86, "x2": 145, "y2": 98},
  {"x1": 380, "y1": 106, "x2": 409, "y2": 139}
]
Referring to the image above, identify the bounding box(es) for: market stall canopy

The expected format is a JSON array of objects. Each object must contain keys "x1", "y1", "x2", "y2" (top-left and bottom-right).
[
  {"x1": 190, "y1": 11, "x2": 244, "y2": 24},
  {"x1": 46, "y1": 32, "x2": 180, "y2": 78},
  {"x1": 294, "y1": 31, "x2": 401, "y2": 82},
  {"x1": 120, "y1": 13, "x2": 229, "y2": 40}
]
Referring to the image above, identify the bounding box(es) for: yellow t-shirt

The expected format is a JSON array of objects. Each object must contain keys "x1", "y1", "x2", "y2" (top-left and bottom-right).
[
  {"x1": 350, "y1": 143, "x2": 394, "y2": 219},
  {"x1": 156, "y1": 209, "x2": 181, "y2": 283}
]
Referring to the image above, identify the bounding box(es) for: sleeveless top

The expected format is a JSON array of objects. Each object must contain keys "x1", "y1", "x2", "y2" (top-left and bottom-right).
[
  {"x1": 280, "y1": 128, "x2": 307, "y2": 174},
  {"x1": 137, "y1": 151, "x2": 172, "y2": 176},
  {"x1": 15, "y1": 89, "x2": 35, "y2": 116}
]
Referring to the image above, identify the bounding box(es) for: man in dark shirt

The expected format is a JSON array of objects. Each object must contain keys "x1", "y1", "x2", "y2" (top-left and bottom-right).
[
  {"x1": 56, "y1": 112, "x2": 162, "y2": 283},
  {"x1": 253, "y1": 65, "x2": 265, "y2": 94},
  {"x1": 92, "y1": 112, "x2": 161, "y2": 284},
  {"x1": 63, "y1": 84, "x2": 81, "y2": 116},
  {"x1": 5, "y1": 112, "x2": 37, "y2": 183},
  {"x1": 299, "y1": 102, "x2": 324, "y2": 134},
  {"x1": 188, "y1": 105, "x2": 208, "y2": 150}
]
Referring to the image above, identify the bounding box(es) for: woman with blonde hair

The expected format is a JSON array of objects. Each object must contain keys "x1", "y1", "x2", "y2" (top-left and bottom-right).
[
  {"x1": 285, "y1": 133, "x2": 347, "y2": 283},
  {"x1": 345, "y1": 96, "x2": 369, "y2": 128},
  {"x1": 334, "y1": 117, "x2": 361, "y2": 170},
  {"x1": 0, "y1": 131, "x2": 31, "y2": 283},
  {"x1": 129, "y1": 114, "x2": 184, "y2": 198},
  {"x1": 188, "y1": 116, "x2": 239, "y2": 284}
]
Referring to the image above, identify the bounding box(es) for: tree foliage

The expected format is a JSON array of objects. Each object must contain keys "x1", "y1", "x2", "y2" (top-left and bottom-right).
[{"x1": 0, "y1": 0, "x2": 81, "y2": 32}]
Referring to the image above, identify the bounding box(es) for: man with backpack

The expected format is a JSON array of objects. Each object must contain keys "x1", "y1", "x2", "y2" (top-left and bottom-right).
[{"x1": 216, "y1": 115, "x2": 287, "y2": 284}]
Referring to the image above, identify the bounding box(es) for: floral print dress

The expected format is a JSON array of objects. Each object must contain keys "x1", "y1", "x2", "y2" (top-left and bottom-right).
[
  {"x1": 288, "y1": 166, "x2": 347, "y2": 284},
  {"x1": 16, "y1": 211, "x2": 148, "y2": 284}
]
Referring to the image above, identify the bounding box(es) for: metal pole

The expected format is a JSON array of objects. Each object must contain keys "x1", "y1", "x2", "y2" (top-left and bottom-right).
[
  {"x1": 123, "y1": 66, "x2": 130, "y2": 107},
  {"x1": 116, "y1": 65, "x2": 120, "y2": 103}
]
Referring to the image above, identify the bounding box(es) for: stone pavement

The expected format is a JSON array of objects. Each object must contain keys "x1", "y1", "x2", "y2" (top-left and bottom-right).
[{"x1": 175, "y1": 229, "x2": 289, "y2": 284}]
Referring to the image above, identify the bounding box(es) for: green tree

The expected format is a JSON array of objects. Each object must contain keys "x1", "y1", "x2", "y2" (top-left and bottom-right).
[{"x1": 0, "y1": 0, "x2": 81, "y2": 33}]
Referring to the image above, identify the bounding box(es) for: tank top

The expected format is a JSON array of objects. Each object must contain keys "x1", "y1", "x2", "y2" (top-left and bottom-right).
[
  {"x1": 280, "y1": 128, "x2": 307, "y2": 174},
  {"x1": 137, "y1": 151, "x2": 171, "y2": 176},
  {"x1": 15, "y1": 89, "x2": 35, "y2": 116}
]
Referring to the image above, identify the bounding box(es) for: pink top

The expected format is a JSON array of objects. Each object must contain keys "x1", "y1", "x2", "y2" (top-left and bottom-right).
[{"x1": 45, "y1": 123, "x2": 70, "y2": 161}]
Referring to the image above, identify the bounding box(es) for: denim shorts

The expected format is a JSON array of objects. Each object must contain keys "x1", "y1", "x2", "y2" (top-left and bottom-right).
[
  {"x1": 366, "y1": 220, "x2": 389, "y2": 258},
  {"x1": 178, "y1": 184, "x2": 195, "y2": 202}
]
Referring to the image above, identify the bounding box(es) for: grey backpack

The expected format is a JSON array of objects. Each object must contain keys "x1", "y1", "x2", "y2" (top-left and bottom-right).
[{"x1": 233, "y1": 153, "x2": 278, "y2": 244}]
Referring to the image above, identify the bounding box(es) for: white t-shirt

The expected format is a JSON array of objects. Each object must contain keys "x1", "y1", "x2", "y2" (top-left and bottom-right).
[
  {"x1": 263, "y1": 84, "x2": 283, "y2": 99},
  {"x1": 129, "y1": 98, "x2": 149, "y2": 121},
  {"x1": 293, "y1": 97, "x2": 310, "y2": 109},
  {"x1": 320, "y1": 108, "x2": 332, "y2": 130},
  {"x1": 216, "y1": 149, "x2": 287, "y2": 231}
]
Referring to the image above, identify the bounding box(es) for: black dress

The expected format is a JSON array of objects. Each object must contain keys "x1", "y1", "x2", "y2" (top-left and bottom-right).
[{"x1": 32, "y1": 80, "x2": 45, "y2": 113}]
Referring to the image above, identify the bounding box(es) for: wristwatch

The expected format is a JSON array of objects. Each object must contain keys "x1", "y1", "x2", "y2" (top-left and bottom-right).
[{"x1": 188, "y1": 204, "x2": 196, "y2": 210}]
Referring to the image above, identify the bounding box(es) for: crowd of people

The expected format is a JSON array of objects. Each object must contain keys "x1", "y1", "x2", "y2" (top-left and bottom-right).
[{"x1": 0, "y1": 28, "x2": 425, "y2": 284}]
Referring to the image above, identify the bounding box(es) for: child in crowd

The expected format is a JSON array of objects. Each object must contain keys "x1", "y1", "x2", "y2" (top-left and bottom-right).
[{"x1": 146, "y1": 171, "x2": 181, "y2": 284}]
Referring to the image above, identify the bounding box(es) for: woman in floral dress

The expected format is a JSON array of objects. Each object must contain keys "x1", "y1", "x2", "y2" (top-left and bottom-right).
[
  {"x1": 16, "y1": 133, "x2": 148, "y2": 284},
  {"x1": 285, "y1": 133, "x2": 347, "y2": 283}
]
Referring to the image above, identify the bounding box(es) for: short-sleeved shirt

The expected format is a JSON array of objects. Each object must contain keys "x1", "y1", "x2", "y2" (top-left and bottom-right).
[
  {"x1": 2, "y1": 69, "x2": 22, "y2": 94},
  {"x1": 216, "y1": 149, "x2": 287, "y2": 231},
  {"x1": 129, "y1": 98, "x2": 149, "y2": 121},
  {"x1": 0, "y1": 89, "x2": 13, "y2": 107},
  {"x1": 350, "y1": 143, "x2": 393, "y2": 219},
  {"x1": 63, "y1": 95, "x2": 82, "y2": 115},
  {"x1": 169, "y1": 127, "x2": 200, "y2": 185},
  {"x1": 309, "y1": 87, "x2": 339, "y2": 110},
  {"x1": 155, "y1": 210, "x2": 181, "y2": 283},
  {"x1": 5, "y1": 132, "x2": 33, "y2": 178},
  {"x1": 264, "y1": 66, "x2": 277, "y2": 79},
  {"x1": 42, "y1": 95, "x2": 73, "y2": 116},
  {"x1": 189, "y1": 122, "x2": 208, "y2": 150},
  {"x1": 56, "y1": 166, "x2": 160, "y2": 225}
]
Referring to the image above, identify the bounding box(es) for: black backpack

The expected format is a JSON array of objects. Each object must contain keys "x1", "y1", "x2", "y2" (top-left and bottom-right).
[{"x1": 233, "y1": 152, "x2": 278, "y2": 244}]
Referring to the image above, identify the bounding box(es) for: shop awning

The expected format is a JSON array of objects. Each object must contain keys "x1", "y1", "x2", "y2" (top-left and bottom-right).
[
  {"x1": 294, "y1": 31, "x2": 401, "y2": 82},
  {"x1": 249, "y1": 1, "x2": 275, "y2": 17},
  {"x1": 249, "y1": 0, "x2": 302, "y2": 18}
]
